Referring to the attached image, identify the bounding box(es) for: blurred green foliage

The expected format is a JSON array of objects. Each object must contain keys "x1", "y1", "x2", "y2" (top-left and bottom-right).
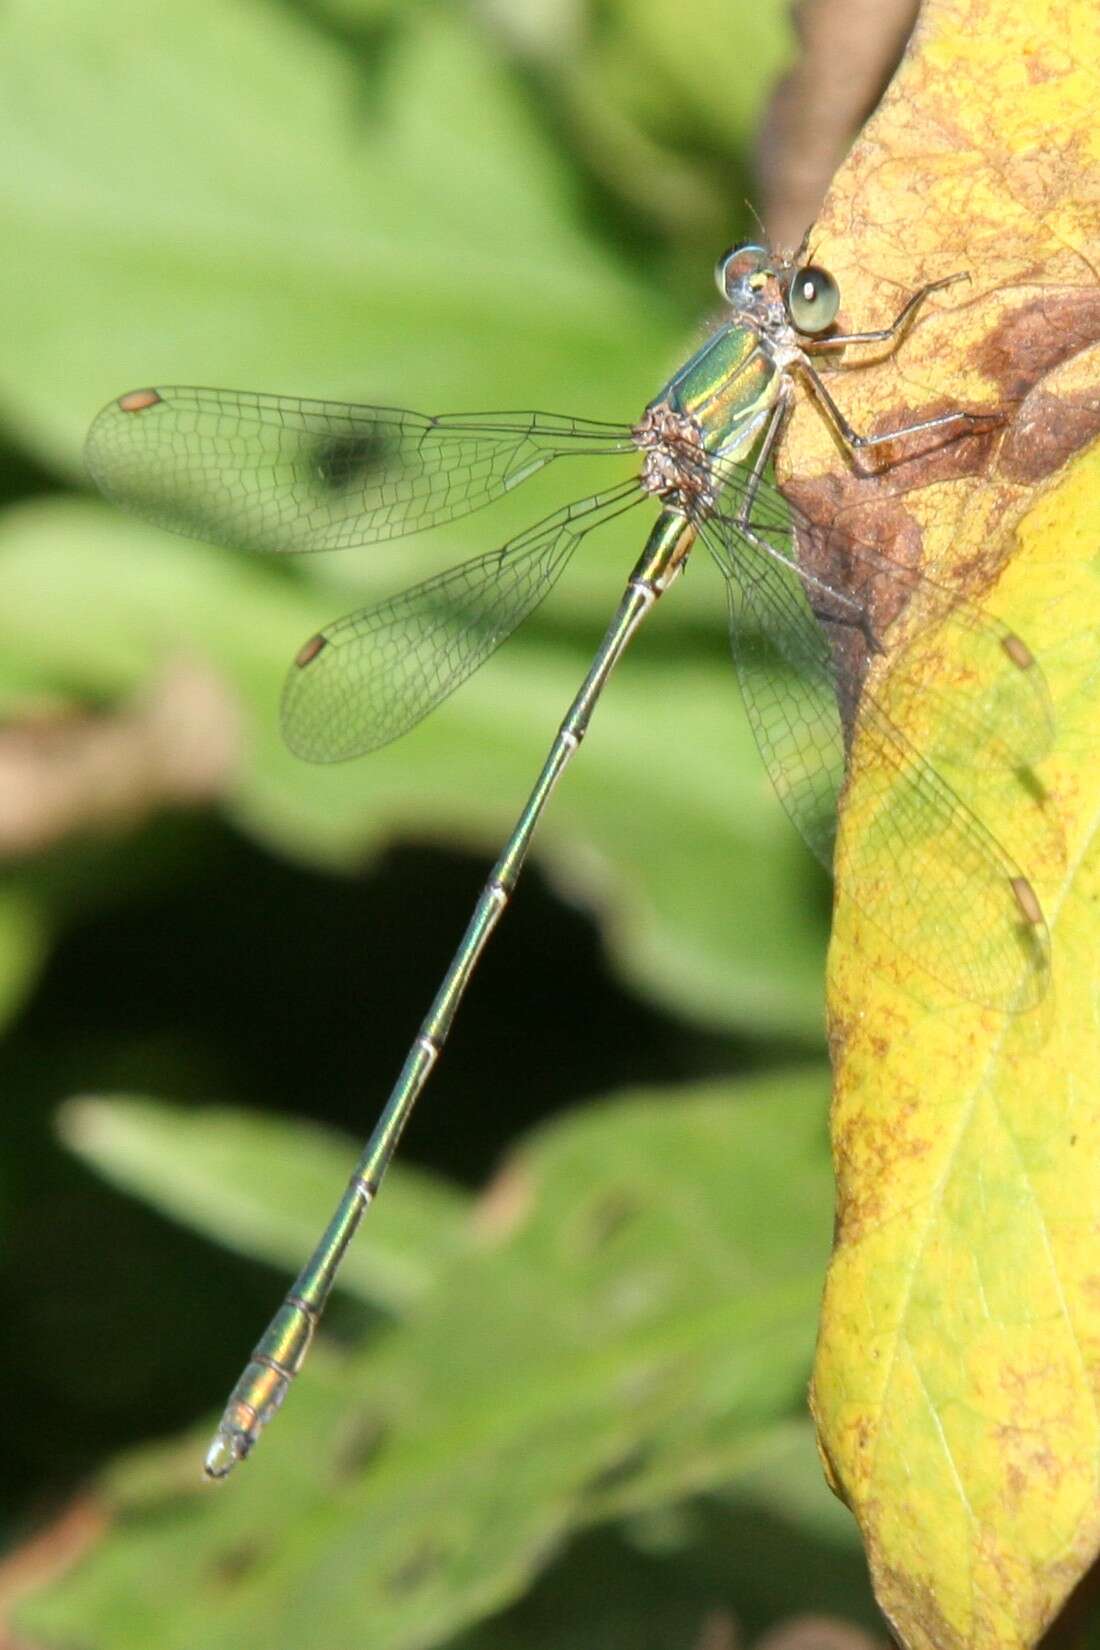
[{"x1": 0, "y1": 0, "x2": 872, "y2": 1645}]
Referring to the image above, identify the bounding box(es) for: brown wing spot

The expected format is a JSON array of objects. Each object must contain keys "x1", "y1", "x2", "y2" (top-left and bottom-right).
[
  {"x1": 1011, "y1": 876, "x2": 1044, "y2": 927},
  {"x1": 1001, "y1": 632, "x2": 1035, "y2": 671},
  {"x1": 294, "y1": 633, "x2": 328, "y2": 670},
  {"x1": 117, "y1": 388, "x2": 163, "y2": 414}
]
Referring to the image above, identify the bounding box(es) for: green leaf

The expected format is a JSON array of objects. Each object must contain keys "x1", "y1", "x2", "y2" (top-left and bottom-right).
[
  {"x1": 20, "y1": 1067, "x2": 833, "y2": 1650},
  {"x1": 594, "y1": 0, "x2": 793, "y2": 154},
  {"x1": 58, "y1": 1095, "x2": 469, "y2": 1312},
  {"x1": 0, "y1": 0, "x2": 681, "y2": 469},
  {"x1": 455, "y1": 1422, "x2": 871, "y2": 1650}
]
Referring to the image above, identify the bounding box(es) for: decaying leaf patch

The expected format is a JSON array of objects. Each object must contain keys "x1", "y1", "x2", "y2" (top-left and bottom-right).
[{"x1": 780, "y1": 0, "x2": 1100, "y2": 1646}]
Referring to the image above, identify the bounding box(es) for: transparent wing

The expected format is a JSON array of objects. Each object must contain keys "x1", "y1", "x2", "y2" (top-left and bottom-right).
[
  {"x1": 704, "y1": 513, "x2": 846, "y2": 871},
  {"x1": 697, "y1": 481, "x2": 1051, "y2": 1010},
  {"x1": 85, "y1": 387, "x2": 636, "y2": 554},
  {"x1": 282, "y1": 481, "x2": 644, "y2": 762},
  {"x1": 702, "y1": 460, "x2": 1052, "y2": 772}
]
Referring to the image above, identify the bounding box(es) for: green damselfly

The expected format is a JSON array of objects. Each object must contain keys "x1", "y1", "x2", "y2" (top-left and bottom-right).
[{"x1": 86, "y1": 243, "x2": 1052, "y2": 1476}]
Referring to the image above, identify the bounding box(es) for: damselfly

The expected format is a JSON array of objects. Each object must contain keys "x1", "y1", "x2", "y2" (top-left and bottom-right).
[{"x1": 85, "y1": 242, "x2": 1052, "y2": 1477}]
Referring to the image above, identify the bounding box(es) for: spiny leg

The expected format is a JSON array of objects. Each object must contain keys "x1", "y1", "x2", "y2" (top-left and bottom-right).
[
  {"x1": 795, "y1": 356, "x2": 1001, "y2": 458},
  {"x1": 793, "y1": 273, "x2": 1001, "y2": 459},
  {"x1": 204, "y1": 511, "x2": 695, "y2": 1478},
  {"x1": 805, "y1": 272, "x2": 969, "y2": 352}
]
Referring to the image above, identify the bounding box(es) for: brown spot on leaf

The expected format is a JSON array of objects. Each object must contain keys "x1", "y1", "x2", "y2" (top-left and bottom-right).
[
  {"x1": 1023, "y1": 44, "x2": 1074, "y2": 84},
  {"x1": 999, "y1": 386, "x2": 1100, "y2": 482},
  {"x1": 976, "y1": 288, "x2": 1100, "y2": 401},
  {"x1": 780, "y1": 399, "x2": 1006, "y2": 739},
  {"x1": 873, "y1": 1566, "x2": 958, "y2": 1650},
  {"x1": 783, "y1": 470, "x2": 924, "y2": 733},
  {"x1": 832, "y1": 1096, "x2": 932, "y2": 1244},
  {"x1": 862, "y1": 400, "x2": 1005, "y2": 487}
]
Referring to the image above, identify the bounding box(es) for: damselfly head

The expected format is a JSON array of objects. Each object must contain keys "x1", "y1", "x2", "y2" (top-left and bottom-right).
[{"x1": 715, "y1": 241, "x2": 841, "y2": 339}]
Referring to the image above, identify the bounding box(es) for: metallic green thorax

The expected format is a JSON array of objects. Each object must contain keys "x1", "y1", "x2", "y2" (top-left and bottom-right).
[
  {"x1": 658, "y1": 321, "x2": 781, "y2": 461},
  {"x1": 633, "y1": 320, "x2": 785, "y2": 522}
]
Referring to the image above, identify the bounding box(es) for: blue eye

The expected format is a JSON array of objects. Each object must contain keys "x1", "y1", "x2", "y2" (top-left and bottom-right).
[
  {"x1": 787, "y1": 265, "x2": 840, "y2": 333},
  {"x1": 714, "y1": 242, "x2": 770, "y2": 299}
]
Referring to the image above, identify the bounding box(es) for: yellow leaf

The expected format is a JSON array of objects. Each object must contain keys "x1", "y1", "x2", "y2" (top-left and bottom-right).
[{"x1": 775, "y1": 0, "x2": 1100, "y2": 1645}]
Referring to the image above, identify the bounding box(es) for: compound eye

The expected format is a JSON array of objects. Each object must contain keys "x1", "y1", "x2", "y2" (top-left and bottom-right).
[
  {"x1": 715, "y1": 241, "x2": 770, "y2": 299},
  {"x1": 787, "y1": 264, "x2": 840, "y2": 333}
]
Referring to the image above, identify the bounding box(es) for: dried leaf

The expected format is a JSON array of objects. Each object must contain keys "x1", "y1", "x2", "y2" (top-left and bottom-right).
[{"x1": 779, "y1": 0, "x2": 1100, "y2": 1645}]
